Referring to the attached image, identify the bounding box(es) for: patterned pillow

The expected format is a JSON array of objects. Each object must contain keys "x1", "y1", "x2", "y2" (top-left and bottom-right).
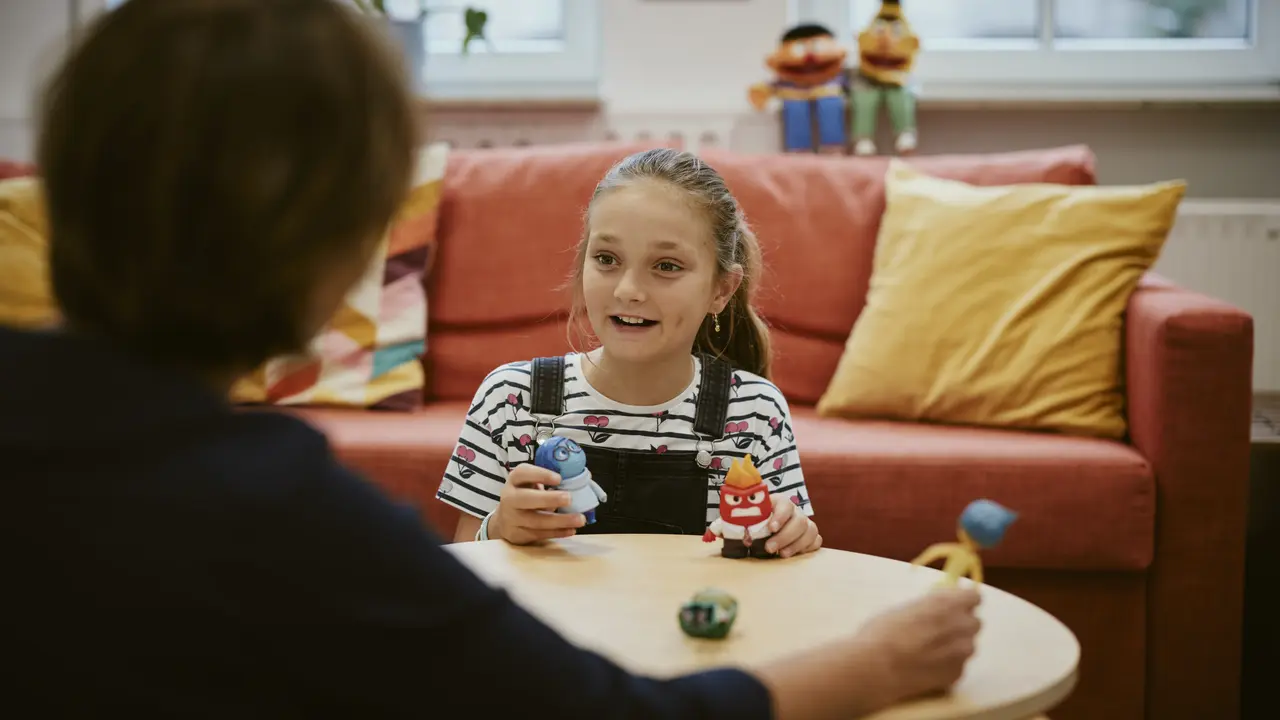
[{"x1": 229, "y1": 141, "x2": 447, "y2": 411}]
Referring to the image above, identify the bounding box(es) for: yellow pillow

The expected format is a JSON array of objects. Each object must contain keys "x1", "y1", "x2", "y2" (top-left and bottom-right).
[
  {"x1": 816, "y1": 160, "x2": 1186, "y2": 439},
  {"x1": 0, "y1": 177, "x2": 57, "y2": 329}
]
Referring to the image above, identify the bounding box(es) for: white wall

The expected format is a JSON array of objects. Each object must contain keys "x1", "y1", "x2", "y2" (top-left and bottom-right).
[
  {"x1": 599, "y1": 0, "x2": 787, "y2": 114},
  {"x1": 0, "y1": 0, "x2": 76, "y2": 160}
]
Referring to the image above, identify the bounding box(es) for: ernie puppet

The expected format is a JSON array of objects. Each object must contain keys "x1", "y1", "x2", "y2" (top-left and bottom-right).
[
  {"x1": 748, "y1": 23, "x2": 848, "y2": 154},
  {"x1": 851, "y1": 0, "x2": 920, "y2": 156},
  {"x1": 704, "y1": 456, "x2": 778, "y2": 559}
]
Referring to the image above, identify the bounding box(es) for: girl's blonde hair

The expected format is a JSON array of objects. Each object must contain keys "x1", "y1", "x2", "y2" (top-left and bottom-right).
[{"x1": 568, "y1": 148, "x2": 772, "y2": 379}]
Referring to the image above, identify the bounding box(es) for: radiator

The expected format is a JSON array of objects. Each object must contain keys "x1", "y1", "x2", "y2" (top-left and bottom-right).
[{"x1": 1156, "y1": 200, "x2": 1280, "y2": 392}]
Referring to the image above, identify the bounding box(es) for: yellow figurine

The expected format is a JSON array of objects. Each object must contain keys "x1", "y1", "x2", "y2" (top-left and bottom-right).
[{"x1": 912, "y1": 499, "x2": 1017, "y2": 587}]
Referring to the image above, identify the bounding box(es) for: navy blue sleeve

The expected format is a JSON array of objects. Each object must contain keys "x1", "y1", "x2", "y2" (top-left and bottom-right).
[{"x1": 251, "y1": 441, "x2": 774, "y2": 719}]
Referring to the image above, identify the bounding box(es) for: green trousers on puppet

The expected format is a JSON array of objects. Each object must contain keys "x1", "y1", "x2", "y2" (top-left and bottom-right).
[{"x1": 852, "y1": 85, "x2": 916, "y2": 155}]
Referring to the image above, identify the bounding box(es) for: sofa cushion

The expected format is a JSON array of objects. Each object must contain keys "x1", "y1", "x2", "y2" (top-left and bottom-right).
[
  {"x1": 697, "y1": 145, "x2": 1098, "y2": 407},
  {"x1": 789, "y1": 407, "x2": 1155, "y2": 571},
  {"x1": 816, "y1": 161, "x2": 1185, "y2": 440},
  {"x1": 0, "y1": 160, "x2": 36, "y2": 180},
  {"x1": 287, "y1": 402, "x2": 467, "y2": 537}
]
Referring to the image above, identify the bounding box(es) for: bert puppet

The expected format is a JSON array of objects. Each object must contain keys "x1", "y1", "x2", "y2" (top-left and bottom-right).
[
  {"x1": 851, "y1": 0, "x2": 920, "y2": 156},
  {"x1": 748, "y1": 24, "x2": 848, "y2": 154}
]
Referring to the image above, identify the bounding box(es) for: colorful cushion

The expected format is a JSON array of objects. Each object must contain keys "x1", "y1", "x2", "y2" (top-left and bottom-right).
[
  {"x1": 230, "y1": 141, "x2": 447, "y2": 411},
  {"x1": 816, "y1": 160, "x2": 1186, "y2": 439},
  {"x1": 0, "y1": 177, "x2": 57, "y2": 330}
]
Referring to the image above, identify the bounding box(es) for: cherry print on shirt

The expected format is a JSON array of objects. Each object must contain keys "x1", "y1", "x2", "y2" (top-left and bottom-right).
[
  {"x1": 517, "y1": 433, "x2": 535, "y2": 462},
  {"x1": 505, "y1": 392, "x2": 521, "y2": 420},
  {"x1": 770, "y1": 456, "x2": 786, "y2": 487},
  {"x1": 584, "y1": 415, "x2": 611, "y2": 443},
  {"x1": 653, "y1": 411, "x2": 667, "y2": 432},
  {"x1": 792, "y1": 489, "x2": 811, "y2": 511},
  {"x1": 730, "y1": 374, "x2": 741, "y2": 396},
  {"x1": 769, "y1": 417, "x2": 785, "y2": 445},
  {"x1": 651, "y1": 444, "x2": 668, "y2": 454},
  {"x1": 456, "y1": 445, "x2": 477, "y2": 479},
  {"x1": 724, "y1": 420, "x2": 752, "y2": 450}
]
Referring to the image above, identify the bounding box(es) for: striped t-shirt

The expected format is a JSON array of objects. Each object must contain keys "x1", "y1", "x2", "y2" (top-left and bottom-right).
[{"x1": 435, "y1": 352, "x2": 814, "y2": 525}]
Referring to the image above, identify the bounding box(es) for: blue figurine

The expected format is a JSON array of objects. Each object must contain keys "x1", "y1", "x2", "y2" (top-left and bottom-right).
[
  {"x1": 911, "y1": 499, "x2": 1018, "y2": 587},
  {"x1": 534, "y1": 437, "x2": 607, "y2": 524}
]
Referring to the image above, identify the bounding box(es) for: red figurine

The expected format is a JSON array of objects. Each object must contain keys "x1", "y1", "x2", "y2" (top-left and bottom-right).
[{"x1": 703, "y1": 456, "x2": 778, "y2": 559}]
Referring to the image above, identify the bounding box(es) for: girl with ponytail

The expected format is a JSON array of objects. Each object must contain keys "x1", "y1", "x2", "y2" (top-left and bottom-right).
[{"x1": 440, "y1": 149, "x2": 820, "y2": 561}]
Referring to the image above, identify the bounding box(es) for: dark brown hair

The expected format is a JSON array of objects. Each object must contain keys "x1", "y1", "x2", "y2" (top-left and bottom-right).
[
  {"x1": 569, "y1": 148, "x2": 772, "y2": 379},
  {"x1": 38, "y1": 0, "x2": 417, "y2": 376}
]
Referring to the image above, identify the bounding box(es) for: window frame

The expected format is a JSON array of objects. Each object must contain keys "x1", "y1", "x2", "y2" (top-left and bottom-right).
[
  {"x1": 419, "y1": 0, "x2": 600, "y2": 100},
  {"x1": 793, "y1": 0, "x2": 1280, "y2": 102}
]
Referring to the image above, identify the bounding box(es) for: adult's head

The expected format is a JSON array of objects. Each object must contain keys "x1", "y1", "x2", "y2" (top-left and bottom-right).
[{"x1": 38, "y1": 0, "x2": 417, "y2": 382}]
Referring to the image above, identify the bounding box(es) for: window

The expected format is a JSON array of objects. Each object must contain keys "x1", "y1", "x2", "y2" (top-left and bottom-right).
[
  {"x1": 793, "y1": 0, "x2": 1280, "y2": 100},
  {"x1": 411, "y1": 0, "x2": 599, "y2": 100},
  {"x1": 98, "y1": 0, "x2": 598, "y2": 100}
]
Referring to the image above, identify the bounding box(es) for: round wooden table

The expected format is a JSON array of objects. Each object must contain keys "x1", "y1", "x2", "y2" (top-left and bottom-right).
[{"x1": 447, "y1": 534, "x2": 1078, "y2": 720}]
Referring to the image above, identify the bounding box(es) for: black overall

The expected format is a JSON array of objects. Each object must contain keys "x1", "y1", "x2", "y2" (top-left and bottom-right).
[{"x1": 528, "y1": 354, "x2": 733, "y2": 536}]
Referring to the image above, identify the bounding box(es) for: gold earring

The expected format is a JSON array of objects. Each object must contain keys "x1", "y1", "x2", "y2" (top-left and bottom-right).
[{"x1": 713, "y1": 313, "x2": 721, "y2": 333}]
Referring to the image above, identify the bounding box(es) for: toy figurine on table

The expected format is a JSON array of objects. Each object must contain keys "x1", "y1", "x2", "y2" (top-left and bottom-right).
[
  {"x1": 534, "y1": 437, "x2": 607, "y2": 525},
  {"x1": 748, "y1": 24, "x2": 849, "y2": 154},
  {"x1": 703, "y1": 456, "x2": 778, "y2": 559},
  {"x1": 912, "y1": 499, "x2": 1018, "y2": 587},
  {"x1": 678, "y1": 588, "x2": 739, "y2": 640},
  {"x1": 851, "y1": 0, "x2": 920, "y2": 156}
]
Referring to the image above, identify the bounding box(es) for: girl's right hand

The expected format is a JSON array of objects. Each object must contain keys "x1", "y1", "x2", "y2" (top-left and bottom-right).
[{"x1": 489, "y1": 464, "x2": 587, "y2": 545}]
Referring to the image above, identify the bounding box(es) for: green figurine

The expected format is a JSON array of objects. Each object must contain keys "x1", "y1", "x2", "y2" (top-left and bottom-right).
[
  {"x1": 678, "y1": 588, "x2": 739, "y2": 640},
  {"x1": 851, "y1": 0, "x2": 921, "y2": 156}
]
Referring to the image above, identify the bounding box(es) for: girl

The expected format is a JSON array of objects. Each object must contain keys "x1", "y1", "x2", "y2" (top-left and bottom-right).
[{"x1": 438, "y1": 148, "x2": 821, "y2": 558}]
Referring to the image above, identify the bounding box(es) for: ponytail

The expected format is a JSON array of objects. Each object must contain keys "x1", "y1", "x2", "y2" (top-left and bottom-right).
[{"x1": 694, "y1": 226, "x2": 772, "y2": 379}]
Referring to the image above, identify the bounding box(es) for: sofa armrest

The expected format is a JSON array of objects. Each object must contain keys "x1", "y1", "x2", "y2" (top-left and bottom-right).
[{"x1": 1125, "y1": 273, "x2": 1253, "y2": 719}]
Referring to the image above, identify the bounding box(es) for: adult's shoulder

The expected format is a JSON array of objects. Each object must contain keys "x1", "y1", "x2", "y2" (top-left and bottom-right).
[{"x1": 191, "y1": 408, "x2": 350, "y2": 503}]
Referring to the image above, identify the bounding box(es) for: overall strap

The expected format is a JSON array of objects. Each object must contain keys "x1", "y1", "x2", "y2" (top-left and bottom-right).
[
  {"x1": 529, "y1": 356, "x2": 565, "y2": 417},
  {"x1": 692, "y1": 354, "x2": 733, "y2": 440}
]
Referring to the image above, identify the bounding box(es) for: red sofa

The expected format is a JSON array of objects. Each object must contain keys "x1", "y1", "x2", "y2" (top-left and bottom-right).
[{"x1": 294, "y1": 142, "x2": 1253, "y2": 720}]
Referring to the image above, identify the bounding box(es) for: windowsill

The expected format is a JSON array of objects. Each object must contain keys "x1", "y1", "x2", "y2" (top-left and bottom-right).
[
  {"x1": 913, "y1": 82, "x2": 1280, "y2": 108},
  {"x1": 417, "y1": 97, "x2": 602, "y2": 113},
  {"x1": 415, "y1": 78, "x2": 600, "y2": 101}
]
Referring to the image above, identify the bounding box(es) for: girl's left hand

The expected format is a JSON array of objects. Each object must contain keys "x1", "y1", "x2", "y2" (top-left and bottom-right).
[{"x1": 765, "y1": 496, "x2": 822, "y2": 558}]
